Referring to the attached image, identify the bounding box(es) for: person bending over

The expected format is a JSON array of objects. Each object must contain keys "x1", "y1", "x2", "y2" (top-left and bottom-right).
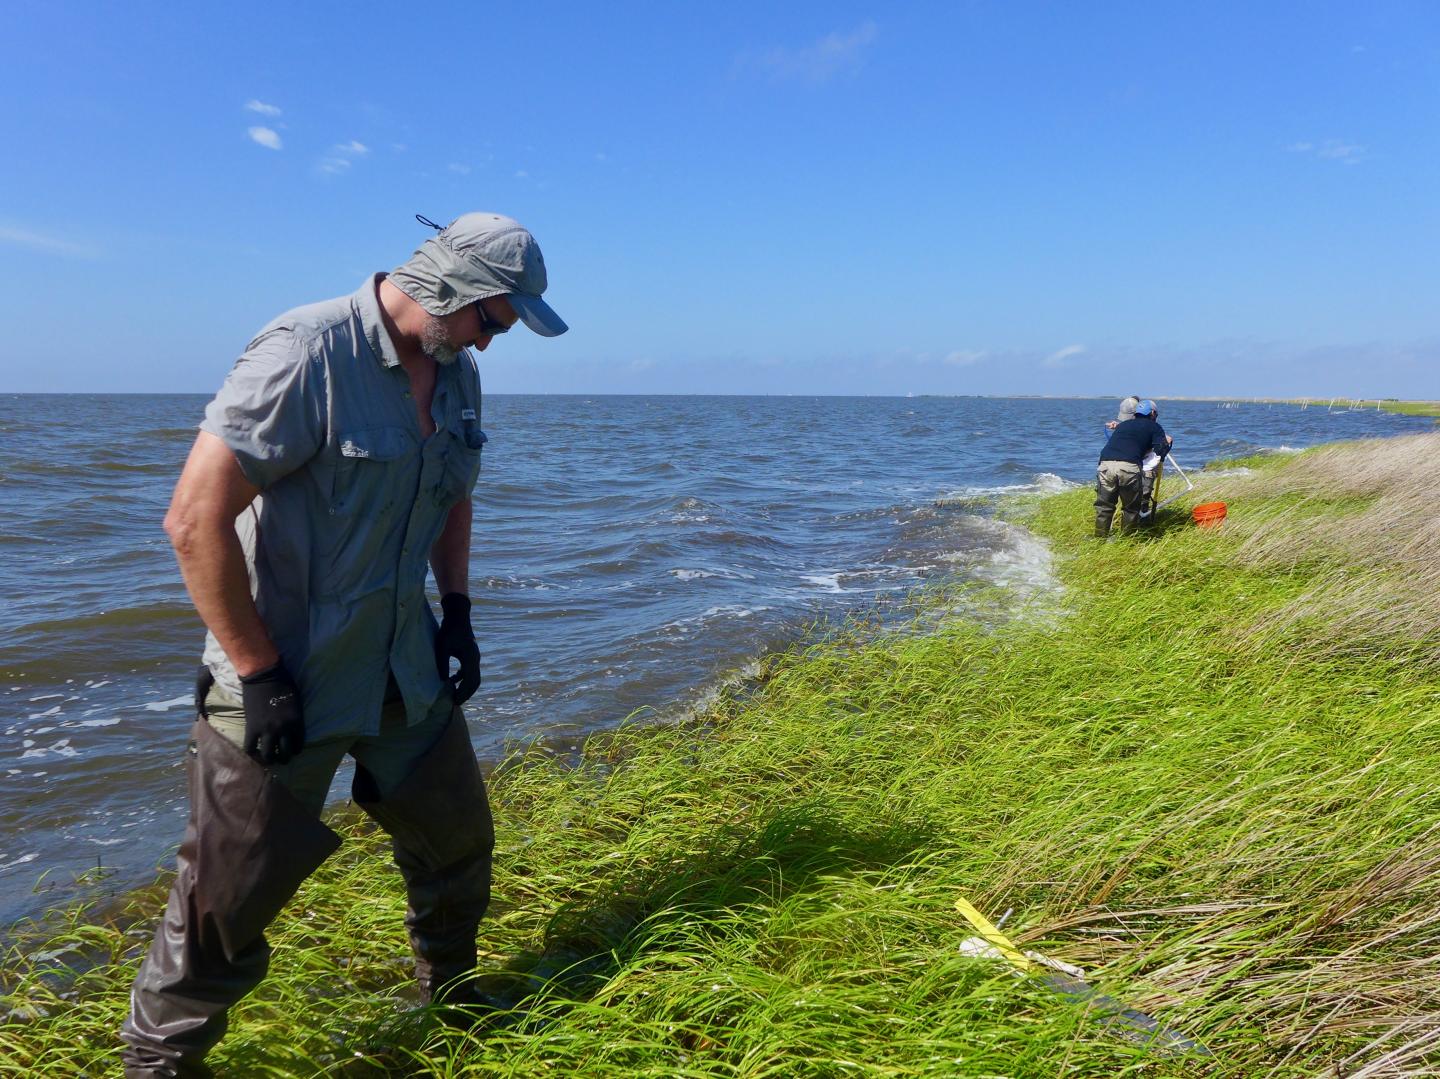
[
  {"x1": 121, "y1": 213, "x2": 568, "y2": 1078},
  {"x1": 1094, "y1": 399, "x2": 1171, "y2": 538}
]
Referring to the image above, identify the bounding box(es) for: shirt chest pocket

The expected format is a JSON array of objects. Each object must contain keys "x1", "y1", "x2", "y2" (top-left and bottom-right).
[
  {"x1": 434, "y1": 424, "x2": 487, "y2": 508},
  {"x1": 328, "y1": 426, "x2": 417, "y2": 518}
]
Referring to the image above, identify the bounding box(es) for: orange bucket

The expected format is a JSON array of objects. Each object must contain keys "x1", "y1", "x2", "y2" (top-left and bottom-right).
[{"x1": 1192, "y1": 501, "x2": 1228, "y2": 528}]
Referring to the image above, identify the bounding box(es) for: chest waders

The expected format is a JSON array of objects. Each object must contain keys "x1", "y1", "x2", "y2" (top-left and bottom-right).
[
  {"x1": 120, "y1": 703, "x2": 494, "y2": 1076},
  {"x1": 351, "y1": 708, "x2": 495, "y2": 1007}
]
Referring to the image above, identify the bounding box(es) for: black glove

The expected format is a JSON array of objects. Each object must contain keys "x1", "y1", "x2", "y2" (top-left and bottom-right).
[
  {"x1": 435, "y1": 592, "x2": 482, "y2": 705},
  {"x1": 193, "y1": 664, "x2": 215, "y2": 718},
  {"x1": 239, "y1": 661, "x2": 306, "y2": 765}
]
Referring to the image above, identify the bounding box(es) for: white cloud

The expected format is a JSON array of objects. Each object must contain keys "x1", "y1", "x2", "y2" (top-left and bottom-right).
[
  {"x1": 0, "y1": 224, "x2": 101, "y2": 259},
  {"x1": 1317, "y1": 139, "x2": 1365, "y2": 164},
  {"x1": 1042, "y1": 344, "x2": 1087, "y2": 369},
  {"x1": 1285, "y1": 138, "x2": 1365, "y2": 165},
  {"x1": 448, "y1": 163, "x2": 472, "y2": 175},
  {"x1": 740, "y1": 21, "x2": 879, "y2": 84},
  {"x1": 943, "y1": 349, "x2": 986, "y2": 367},
  {"x1": 514, "y1": 169, "x2": 529, "y2": 179},
  {"x1": 316, "y1": 140, "x2": 370, "y2": 175},
  {"x1": 247, "y1": 126, "x2": 283, "y2": 150},
  {"x1": 245, "y1": 99, "x2": 282, "y2": 117}
]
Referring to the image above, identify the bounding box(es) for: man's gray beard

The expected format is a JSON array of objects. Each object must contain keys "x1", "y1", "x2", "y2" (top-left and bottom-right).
[{"x1": 420, "y1": 316, "x2": 460, "y2": 366}]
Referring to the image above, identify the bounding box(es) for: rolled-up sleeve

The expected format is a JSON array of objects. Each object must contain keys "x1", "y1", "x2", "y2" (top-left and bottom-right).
[{"x1": 200, "y1": 332, "x2": 326, "y2": 489}]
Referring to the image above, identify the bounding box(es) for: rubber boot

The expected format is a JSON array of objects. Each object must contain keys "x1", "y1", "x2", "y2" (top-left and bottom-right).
[
  {"x1": 120, "y1": 719, "x2": 342, "y2": 1078},
  {"x1": 352, "y1": 710, "x2": 495, "y2": 1005}
]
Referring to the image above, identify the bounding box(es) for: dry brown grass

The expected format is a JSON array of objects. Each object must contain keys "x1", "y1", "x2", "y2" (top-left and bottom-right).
[{"x1": 1187, "y1": 434, "x2": 1440, "y2": 668}]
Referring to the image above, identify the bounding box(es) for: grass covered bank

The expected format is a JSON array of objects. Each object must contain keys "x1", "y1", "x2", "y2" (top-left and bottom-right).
[
  {"x1": 5, "y1": 434, "x2": 1440, "y2": 1077},
  {"x1": 1378, "y1": 400, "x2": 1440, "y2": 419}
]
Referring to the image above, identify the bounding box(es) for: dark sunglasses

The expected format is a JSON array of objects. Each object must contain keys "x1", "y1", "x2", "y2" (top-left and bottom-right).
[{"x1": 472, "y1": 300, "x2": 512, "y2": 337}]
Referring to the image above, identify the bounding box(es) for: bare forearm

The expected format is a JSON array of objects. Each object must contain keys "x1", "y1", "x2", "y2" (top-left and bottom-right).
[
  {"x1": 164, "y1": 432, "x2": 279, "y2": 677},
  {"x1": 430, "y1": 498, "x2": 472, "y2": 597},
  {"x1": 170, "y1": 511, "x2": 278, "y2": 677}
]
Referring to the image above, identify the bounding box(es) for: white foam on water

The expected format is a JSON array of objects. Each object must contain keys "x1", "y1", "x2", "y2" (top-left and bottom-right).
[
  {"x1": 972, "y1": 523, "x2": 1059, "y2": 598},
  {"x1": 0, "y1": 852, "x2": 38, "y2": 872},
  {"x1": 27, "y1": 706, "x2": 61, "y2": 719},
  {"x1": 144, "y1": 695, "x2": 193, "y2": 712},
  {"x1": 800, "y1": 572, "x2": 846, "y2": 593},
  {"x1": 19, "y1": 738, "x2": 76, "y2": 760},
  {"x1": 74, "y1": 717, "x2": 122, "y2": 728},
  {"x1": 936, "y1": 472, "x2": 1079, "y2": 502},
  {"x1": 669, "y1": 566, "x2": 757, "y2": 582},
  {"x1": 27, "y1": 694, "x2": 63, "y2": 702},
  {"x1": 923, "y1": 517, "x2": 1062, "y2": 630},
  {"x1": 663, "y1": 604, "x2": 775, "y2": 632},
  {"x1": 86, "y1": 680, "x2": 113, "y2": 689},
  {"x1": 702, "y1": 604, "x2": 770, "y2": 620}
]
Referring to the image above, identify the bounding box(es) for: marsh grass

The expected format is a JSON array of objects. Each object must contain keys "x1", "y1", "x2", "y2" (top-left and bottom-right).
[
  {"x1": 1376, "y1": 401, "x2": 1440, "y2": 419},
  {"x1": 4, "y1": 436, "x2": 1440, "y2": 1076}
]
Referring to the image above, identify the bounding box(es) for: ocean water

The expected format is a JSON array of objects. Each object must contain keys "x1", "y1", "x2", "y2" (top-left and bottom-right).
[{"x1": 0, "y1": 393, "x2": 1430, "y2": 925}]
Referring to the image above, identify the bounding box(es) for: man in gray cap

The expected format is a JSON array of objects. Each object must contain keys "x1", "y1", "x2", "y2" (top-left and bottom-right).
[
  {"x1": 1095, "y1": 398, "x2": 1172, "y2": 537},
  {"x1": 120, "y1": 213, "x2": 566, "y2": 1077}
]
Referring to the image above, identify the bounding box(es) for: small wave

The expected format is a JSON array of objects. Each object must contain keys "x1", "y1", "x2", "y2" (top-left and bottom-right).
[
  {"x1": 934, "y1": 472, "x2": 1078, "y2": 503},
  {"x1": 662, "y1": 604, "x2": 776, "y2": 632},
  {"x1": 19, "y1": 738, "x2": 77, "y2": 760},
  {"x1": 143, "y1": 695, "x2": 193, "y2": 713},
  {"x1": 668, "y1": 567, "x2": 755, "y2": 582},
  {"x1": 800, "y1": 572, "x2": 847, "y2": 594}
]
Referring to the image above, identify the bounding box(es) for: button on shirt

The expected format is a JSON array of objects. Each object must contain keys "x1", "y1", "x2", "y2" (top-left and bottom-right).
[{"x1": 199, "y1": 274, "x2": 487, "y2": 738}]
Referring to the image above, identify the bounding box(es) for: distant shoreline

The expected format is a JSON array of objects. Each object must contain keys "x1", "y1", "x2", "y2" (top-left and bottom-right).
[{"x1": 3, "y1": 391, "x2": 1438, "y2": 414}]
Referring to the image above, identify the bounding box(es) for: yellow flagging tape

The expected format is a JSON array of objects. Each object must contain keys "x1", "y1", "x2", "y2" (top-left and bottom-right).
[{"x1": 954, "y1": 897, "x2": 1031, "y2": 972}]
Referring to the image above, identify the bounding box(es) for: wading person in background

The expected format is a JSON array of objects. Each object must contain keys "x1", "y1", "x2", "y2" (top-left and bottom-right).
[
  {"x1": 1095, "y1": 399, "x2": 1171, "y2": 538},
  {"x1": 120, "y1": 213, "x2": 568, "y2": 1077},
  {"x1": 1136, "y1": 400, "x2": 1166, "y2": 522},
  {"x1": 1103, "y1": 394, "x2": 1141, "y2": 440}
]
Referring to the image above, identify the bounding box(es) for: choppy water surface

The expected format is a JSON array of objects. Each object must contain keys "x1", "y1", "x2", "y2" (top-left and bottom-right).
[{"x1": 1, "y1": 393, "x2": 1431, "y2": 924}]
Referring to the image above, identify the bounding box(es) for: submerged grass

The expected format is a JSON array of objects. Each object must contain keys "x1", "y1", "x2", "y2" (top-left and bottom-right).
[{"x1": 5, "y1": 434, "x2": 1440, "y2": 1076}]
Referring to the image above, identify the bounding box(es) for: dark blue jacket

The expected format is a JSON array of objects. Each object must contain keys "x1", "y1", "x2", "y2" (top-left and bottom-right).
[{"x1": 1099, "y1": 417, "x2": 1169, "y2": 466}]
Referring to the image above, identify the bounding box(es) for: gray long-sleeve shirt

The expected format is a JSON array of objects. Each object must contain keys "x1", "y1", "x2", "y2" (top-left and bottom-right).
[{"x1": 199, "y1": 274, "x2": 485, "y2": 738}]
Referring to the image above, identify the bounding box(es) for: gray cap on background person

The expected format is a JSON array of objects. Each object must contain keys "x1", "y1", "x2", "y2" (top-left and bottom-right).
[
  {"x1": 389, "y1": 212, "x2": 568, "y2": 337},
  {"x1": 1116, "y1": 395, "x2": 1140, "y2": 421}
]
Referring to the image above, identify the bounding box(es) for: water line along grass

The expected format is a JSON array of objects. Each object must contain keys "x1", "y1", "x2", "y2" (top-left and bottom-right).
[{"x1": 4, "y1": 433, "x2": 1439, "y2": 1076}]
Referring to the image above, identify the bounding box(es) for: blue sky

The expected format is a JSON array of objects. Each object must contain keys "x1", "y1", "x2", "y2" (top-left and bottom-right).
[{"x1": 1, "y1": 1, "x2": 1437, "y2": 397}]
